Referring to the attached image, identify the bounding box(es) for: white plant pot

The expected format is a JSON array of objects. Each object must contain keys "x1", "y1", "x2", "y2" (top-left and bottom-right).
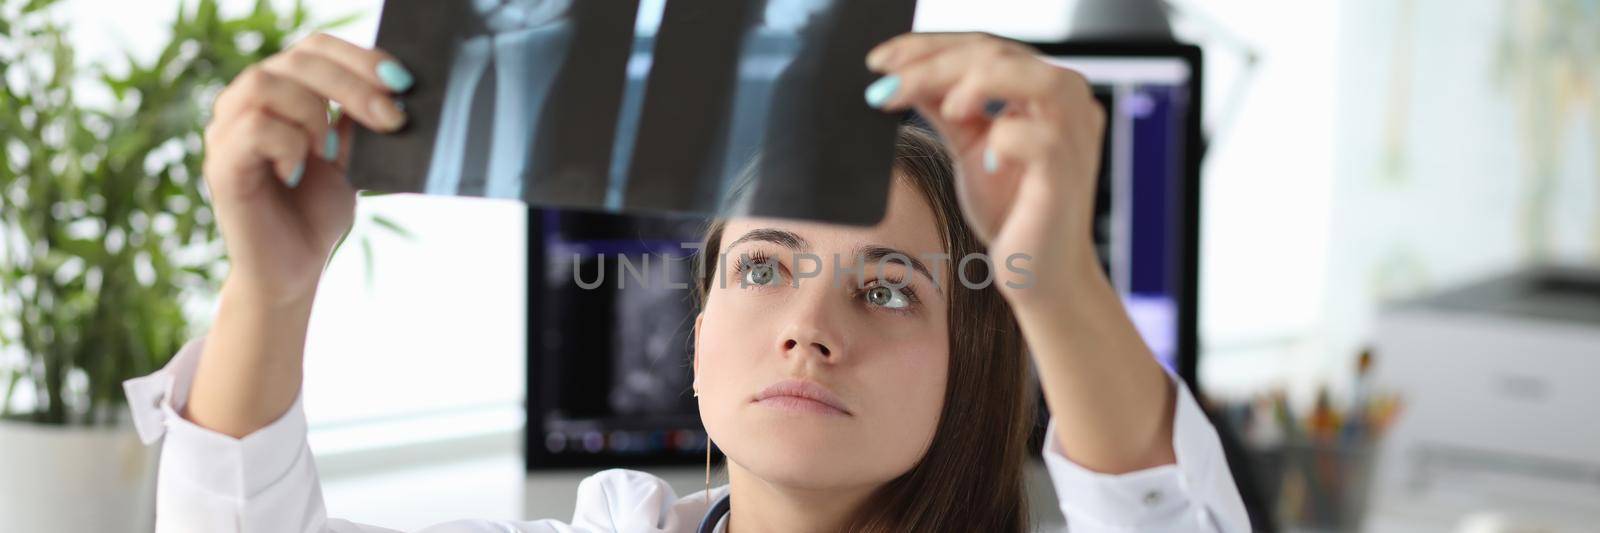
[{"x1": 0, "y1": 418, "x2": 158, "y2": 532}]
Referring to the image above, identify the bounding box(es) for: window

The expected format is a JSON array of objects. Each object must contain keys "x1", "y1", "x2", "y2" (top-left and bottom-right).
[{"x1": 302, "y1": 195, "x2": 527, "y2": 457}]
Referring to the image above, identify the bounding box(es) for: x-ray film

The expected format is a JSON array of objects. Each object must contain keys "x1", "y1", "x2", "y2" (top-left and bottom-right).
[{"x1": 349, "y1": 0, "x2": 918, "y2": 226}]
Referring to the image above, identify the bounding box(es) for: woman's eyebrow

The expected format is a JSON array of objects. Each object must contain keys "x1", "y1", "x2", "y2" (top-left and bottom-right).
[
  {"x1": 727, "y1": 228, "x2": 810, "y2": 251},
  {"x1": 856, "y1": 244, "x2": 941, "y2": 294}
]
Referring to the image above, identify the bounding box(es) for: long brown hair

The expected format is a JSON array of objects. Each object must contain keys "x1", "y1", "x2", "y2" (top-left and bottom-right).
[{"x1": 693, "y1": 125, "x2": 1036, "y2": 532}]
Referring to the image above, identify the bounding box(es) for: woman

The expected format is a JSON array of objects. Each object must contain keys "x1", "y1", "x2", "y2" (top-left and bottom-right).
[{"x1": 122, "y1": 31, "x2": 1249, "y2": 532}]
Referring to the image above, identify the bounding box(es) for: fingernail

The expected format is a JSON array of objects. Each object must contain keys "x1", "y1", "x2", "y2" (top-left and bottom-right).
[
  {"x1": 323, "y1": 130, "x2": 340, "y2": 161},
  {"x1": 864, "y1": 75, "x2": 900, "y2": 109},
  {"x1": 286, "y1": 161, "x2": 305, "y2": 188},
  {"x1": 376, "y1": 60, "x2": 414, "y2": 92},
  {"x1": 370, "y1": 98, "x2": 407, "y2": 130},
  {"x1": 983, "y1": 148, "x2": 999, "y2": 173}
]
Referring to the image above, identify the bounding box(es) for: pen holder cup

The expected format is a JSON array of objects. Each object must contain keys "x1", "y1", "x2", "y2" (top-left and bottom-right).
[{"x1": 1246, "y1": 441, "x2": 1377, "y2": 531}]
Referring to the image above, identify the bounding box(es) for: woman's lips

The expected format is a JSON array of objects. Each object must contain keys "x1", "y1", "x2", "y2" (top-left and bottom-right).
[{"x1": 753, "y1": 379, "x2": 852, "y2": 416}]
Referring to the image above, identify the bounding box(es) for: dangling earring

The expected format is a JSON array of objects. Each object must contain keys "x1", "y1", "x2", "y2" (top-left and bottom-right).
[
  {"x1": 693, "y1": 351, "x2": 711, "y2": 509},
  {"x1": 696, "y1": 386, "x2": 711, "y2": 508},
  {"x1": 704, "y1": 435, "x2": 712, "y2": 509}
]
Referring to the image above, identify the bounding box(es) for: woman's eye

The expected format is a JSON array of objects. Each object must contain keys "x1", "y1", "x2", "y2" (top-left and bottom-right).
[
  {"x1": 742, "y1": 262, "x2": 778, "y2": 286},
  {"x1": 865, "y1": 285, "x2": 910, "y2": 309}
]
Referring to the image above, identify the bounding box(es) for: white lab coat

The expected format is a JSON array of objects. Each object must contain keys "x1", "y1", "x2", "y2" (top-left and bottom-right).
[{"x1": 123, "y1": 336, "x2": 1250, "y2": 532}]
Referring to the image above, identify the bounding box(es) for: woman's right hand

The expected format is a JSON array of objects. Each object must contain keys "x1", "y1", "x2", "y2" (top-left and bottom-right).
[
  {"x1": 202, "y1": 33, "x2": 412, "y2": 303},
  {"x1": 186, "y1": 34, "x2": 414, "y2": 438}
]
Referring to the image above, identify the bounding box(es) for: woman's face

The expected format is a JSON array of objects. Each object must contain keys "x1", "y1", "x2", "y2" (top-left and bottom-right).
[{"x1": 694, "y1": 177, "x2": 951, "y2": 491}]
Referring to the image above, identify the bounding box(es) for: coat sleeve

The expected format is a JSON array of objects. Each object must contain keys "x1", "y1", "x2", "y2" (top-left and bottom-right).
[
  {"x1": 123, "y1": 336, "x2": 584, "y2": 532},
  {"x1": 122, "y1": 336, "x2": 401, "y2": 532},
  {"x1": 1039, "y1": 378, "x2": 1252, "y2": 532}
]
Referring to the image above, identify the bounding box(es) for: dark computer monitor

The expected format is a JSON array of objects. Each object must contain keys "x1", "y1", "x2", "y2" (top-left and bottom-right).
[
  {"x1": 525, "y1": 41, "x2": 1204, "y2": 470},
  {"x1": 525, "y1": 209, "x2": 714, "y2": 470},
  {"x1": 1030, "y1": 41, "x2": 1205, "y2": 387}
]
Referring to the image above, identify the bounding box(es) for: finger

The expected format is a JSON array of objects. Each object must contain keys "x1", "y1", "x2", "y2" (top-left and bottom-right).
[
  {"x1": 301, "y1": 114, "x2": 357, "y2": 181},
  {"x1": 293, "y1": 114, "x2": 356, "y2": 185},
  {"x1": 986, "y1": 114, "x2": 1101, "y2": 232},
  {"x1": 295, "y1": 32, "x2": 413, "y2": 93},
  {"x1": 213, "y1": 66, "x2": 335, "y2": 159},
  {"x1": 870, "y1": 37, "x2": 1035, "y2": 112},
  {"x1": 953, "y1": 116, "x2": 1033, "y2": 240},
  {"x1": 866, "y1": 32, "x2": 987, "y2": 72},
  {"x1": 260, "y1": 45, "x2": 406, "y2": 132},
  {"x1": 984, "y1": 114, "x2": 1063, "y2": 173},
  {"x1": 287, "y1": 116, "x2": 361, "y2": 198},
  {"x1": 329, "y1": 114, "x2": 356, "y2": 171},
  {"x1": 909, "y1": 100, "x2": 989, "y2": 157},
  {"x1": 220, "y1": 109, "x2": 313, "y2": 193},
  {"x1": 291, "y1": 117, "x2": 359, "y2": 238},
  {"x1": 939, "y1": 58, "x2": 1093, "y2": 123},
  {"x1": 964, "y1": 117, "x2": 1057, "y2": 239}
]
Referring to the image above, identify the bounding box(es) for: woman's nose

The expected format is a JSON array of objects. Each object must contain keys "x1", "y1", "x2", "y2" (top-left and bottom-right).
[
  {"x1": 776, "y1": 292, "x2": 844, "y2": 361},
  {"x1": 782, "y1": 337, "x2": 832, "y2": 358}
]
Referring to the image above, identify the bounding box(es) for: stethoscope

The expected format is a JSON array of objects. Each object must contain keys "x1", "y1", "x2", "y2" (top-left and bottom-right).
[{"x1": 696, "y1": 493, "x2": 732, "y2": 533}]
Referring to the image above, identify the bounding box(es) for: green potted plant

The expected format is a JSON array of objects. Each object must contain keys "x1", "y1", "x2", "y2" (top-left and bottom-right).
[{"x1": 0, "y1": 0, "x2": 391, "y2": 529}]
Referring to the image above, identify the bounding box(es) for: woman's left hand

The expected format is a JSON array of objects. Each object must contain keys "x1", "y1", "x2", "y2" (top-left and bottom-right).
[
  {"x1": 868, "y1": 34, "x2": 1179, "y2": 474},
  {"x1": 865, "y1": 33, "x2": 1107, "y2": 299}
]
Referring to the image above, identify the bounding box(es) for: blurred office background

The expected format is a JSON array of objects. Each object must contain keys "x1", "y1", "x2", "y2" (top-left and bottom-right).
[{"x1": 3, "y1": 0, "x2": 1595, "y2": 531}]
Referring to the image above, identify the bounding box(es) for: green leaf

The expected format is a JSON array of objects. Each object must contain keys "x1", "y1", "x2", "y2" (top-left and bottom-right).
[
  {"x1": 369, "y1": 214, "x2": 416, "y2": 241},
  {"x1": 54, "y1": 238, "x2": 105, "y2": 261},
  {"x1": 21, "y1": 0, "x2": 56, "y2": 15},
  {"x1": 312, "y1": 11, "x2": 364, "y2": 32},
  {"x1": 360, "y1": 236, "x2": 375, "y2": 292}
]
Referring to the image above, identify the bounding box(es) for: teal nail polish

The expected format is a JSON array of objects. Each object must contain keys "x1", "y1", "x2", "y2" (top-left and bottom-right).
[
  {"x1": 864, "y1": 75, "x2": 900, "y2": 109},
  {"x1": 376, "y1": 60, "x2": 414, "y2": 92},
  {"x1": 323, "y1": 130, "x2": 340, "y2": 162},
  {"x1": 286, "y1": 161, "x2": 305, "y2": 188},
  {"x1": 983, "y1": 148, "x2": 999, "y2": 173}
]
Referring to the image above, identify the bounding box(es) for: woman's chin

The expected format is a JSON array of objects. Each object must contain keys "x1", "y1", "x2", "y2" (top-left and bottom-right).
[
  {"x1": 728, "y1": 442, "x2": 881, "y2": 491},
  {"x1": 743, "y1": 416, "x2": 856, "y2": 452},
  {"x1": 720, "y1": 421, "x2": 877, "y2": 486}
]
